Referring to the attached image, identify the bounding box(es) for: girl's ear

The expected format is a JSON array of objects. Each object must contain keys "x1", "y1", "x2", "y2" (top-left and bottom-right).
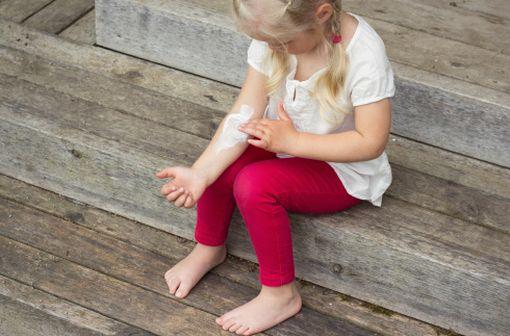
[{"x1": 315, "y1": 3, "x2": 333, "y2": 24}]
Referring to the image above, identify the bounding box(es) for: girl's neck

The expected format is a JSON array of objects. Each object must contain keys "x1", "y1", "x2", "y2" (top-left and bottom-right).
[{"x1": 299, "y1": 11, "x2": 355, "y2": 61}]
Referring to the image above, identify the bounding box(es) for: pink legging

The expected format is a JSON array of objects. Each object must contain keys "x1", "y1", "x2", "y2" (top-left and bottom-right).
[{"x1": 194, "y1": 143, "x2": 363, "y2": 287}]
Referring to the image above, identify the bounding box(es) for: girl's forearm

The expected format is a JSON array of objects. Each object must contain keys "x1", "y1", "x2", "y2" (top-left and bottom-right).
[
  {"x1": 191, "y1": 66, "x2": 269, "y2": 186},
  {"x1": 191, "y1": 114, "x2": 250, "y2": 186},
  {"x1": 291, "y1": 130, "x2": 383, "y2": 163}
]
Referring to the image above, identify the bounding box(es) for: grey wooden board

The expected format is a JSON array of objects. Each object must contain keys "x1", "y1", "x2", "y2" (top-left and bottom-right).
[
  {"x1": 59, "y1": 8, "x2": 96, "y2": 45},
  {"x1": 344, "y1": 0, "x2": 510, "y2": 55},
  {"x1": 0, "y1": 274, "x2": 156, "y2": 336},
  {"x1": 94, "y1": 0, "x2": 510, "y2": 168},
  {"x1": 0, "y1": 94, "x2": 509, "y2": 336},
  {"x1": 0, "y1": 294, "x2": 104, "y2": 336},
  {"x1": 0, "y1": 197, "x2": 382, "y2": 336},
  {"x1": 0, "y1": 0, "x2": 52, "y2": 22},
  {"x1": 422, "y1": 0, "x2": 510, "y2": 21},
  {"x1": 0, "y1": 173, "x2": 448, "y2": 336},
  {"x1": 23, "y1": 0, "x2": 94, "y2": 34},
  {"x1": 0, "y1": 28, "x2": 508, "y2": 234}
]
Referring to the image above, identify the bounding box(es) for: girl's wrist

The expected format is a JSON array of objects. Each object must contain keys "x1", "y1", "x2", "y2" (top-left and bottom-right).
[
  {"x1": 286, "y1": 131, "x2": 303, "y2": 156},
  {"x1": 191, "y1": 165, "x2": 212, "y2": 186}
]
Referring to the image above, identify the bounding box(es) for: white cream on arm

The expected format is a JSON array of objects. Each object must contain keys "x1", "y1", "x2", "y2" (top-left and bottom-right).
[{"x1": 214, "y1": 104, "x2": 255, "y2": 154}]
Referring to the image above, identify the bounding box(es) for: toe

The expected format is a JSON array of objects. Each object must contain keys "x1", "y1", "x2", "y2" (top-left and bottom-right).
[
  {"x1": 236, "y1": 325, "x2": 249, "y2": 335},
  {"x1": 215, "y1": 315, "x2": 226, "y2": 325},
  {"x1": 222, "y1": 318, "x2": 237, "y2": 331},
  {"x1": 167, "y1": 277, "x2": 180, "y2": 295},
  {"x1": 217, "y1": 312, "x2": 230, "y2": 325},
  {"x1": 229, "y1": 322, "x2": 242, "y2": 332},
  {"x1": 175, "y1": 283, "x2": 189, "y2": 298},
  {"x1": 242, "y1": 327, "x2": 252, "y2": 335}
]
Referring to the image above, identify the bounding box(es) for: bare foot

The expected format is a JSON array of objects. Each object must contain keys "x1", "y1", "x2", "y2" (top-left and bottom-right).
[
  {"x1": 164, "y1": 242, "x2": 227, "y2": 299},
  {"x1": 215, "y1": 280, "x2": 302, "y2": 335}
]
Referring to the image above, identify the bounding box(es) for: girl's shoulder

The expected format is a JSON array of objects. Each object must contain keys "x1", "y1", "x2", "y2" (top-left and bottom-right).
[
  {"x1": 345, "y1": 13, "x2": 396, "y2": 107},
  {"x1": 247, "y1": 39, "x2": 272, "y2": 77},
  {"x1": 346, "y1": 12, "x2": 390, "y2": 69}
]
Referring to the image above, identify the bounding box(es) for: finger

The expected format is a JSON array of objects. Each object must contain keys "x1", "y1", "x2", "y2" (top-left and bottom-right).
[
  {"x1": 244, "y1": 119, "x2": 271, "y2": 128},
  {"x1": 155, "y1": 167, "x2": 175, "y2": 179},
  {"x1": 247, "y1": 138, "x2": 267, "y2": 149},
  {"x1": 182, "y1": 190, "x2": 191, "y2": 208},
  {"x1": 166, "y1": 186, "x2": 184, "y2": 202},
  {"x1": 161, "y1": 183, "x2": 178, "y2": 195},
  {"x1": 257, "y1": 119, "x2": 272, "y2": 127},
  {"x1": 240, "y1": 125, "x2": 266, "y2": 139},
  {"x1": 184, "y1": 192, "x2": 194, "y2": 208},
  {"x1": 175, "y1": 191, "x2": 189, "y2": 207}
]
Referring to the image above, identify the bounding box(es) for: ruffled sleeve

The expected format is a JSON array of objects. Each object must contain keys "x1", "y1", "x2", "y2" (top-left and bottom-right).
[
  {"x1": 247, "y1": 39, "x2": 272, "y2": 76},
  {"x1": 349, "y1": 49, "x2": 396, "y2": 107}
]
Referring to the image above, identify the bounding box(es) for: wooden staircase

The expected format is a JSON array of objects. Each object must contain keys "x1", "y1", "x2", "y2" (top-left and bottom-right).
[
  {"x1": 0, "y1": 1, "x2": 508, "y2": 335},
  {"x1": 90, "y1": 1, "x2": 508, "y2": 335}
]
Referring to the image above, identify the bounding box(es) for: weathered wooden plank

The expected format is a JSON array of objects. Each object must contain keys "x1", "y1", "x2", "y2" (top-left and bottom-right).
[
  {"x1": 92, "y1": 1, "x2": 510, "y2": 168},
  {"x1": 0, "y1": 48, "x2": 224, "y2": 141},
  {"x1": 0, "y1": 294, "x2": 104, "y2": 336},
  {"x1": 0, "y1": 60, "x2": 507, "y2": 234},
  {"x1": 422, "y1": 0, "x2": 510, "y2": 21},
  {"x1": 0, "y1": 18, "x2": 238, "y2": 115},
  {"x1": 23, "y1": 0, "x2": 94, "y2": 34},
  {"x1": 0, "y1": 198, "x2": 380, "y2": 336},
  {"x1": 0, "y1": 274, "x2": 156, "y2": 336},
  {"x1": 0, "y1": 0, "x2": 52, "y2": 23},
  {"x1": 0, "y1": 173, "x2": 447, "y2": 336},
  {"x1": 0, "y1": 235, "x2": 237, "y2": 336},
  {"x1": 345, "y1": 0, "x2": 510, "y2": 55},
  {"x1": 0, "y1": 103, "x2": 508, "y2": 336},
  {"x1": 59, "y1": 8, "x2": 96, "y2": 45}
]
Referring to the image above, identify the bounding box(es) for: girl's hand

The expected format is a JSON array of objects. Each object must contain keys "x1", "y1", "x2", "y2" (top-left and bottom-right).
[
  {"x1": 155, "y1": 166, "x2": 209, "y2": 208},
  {"x1": 237, "y1": 100, "x2": 300, "y2": 153}
]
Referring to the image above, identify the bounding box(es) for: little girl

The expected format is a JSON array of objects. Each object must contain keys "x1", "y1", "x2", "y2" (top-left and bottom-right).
[{"x1": 155, "y1": 0, "x2": 395, "y2": 334}]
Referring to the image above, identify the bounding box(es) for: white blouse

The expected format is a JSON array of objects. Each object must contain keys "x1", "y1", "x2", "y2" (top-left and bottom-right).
[{"x1": 246, "y1": 12, "x2": 396, "y2": 207}]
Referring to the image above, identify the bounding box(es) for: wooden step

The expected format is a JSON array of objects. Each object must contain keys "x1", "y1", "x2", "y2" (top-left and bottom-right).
[
  {"x1": 0, "y1": 19, "x2": 508, "y2": 336},
  {"x1": 94, "y1": 0, "x2": 510, "y2": 168},
  {"x1": 0, "y1": 179, "x2": 430, "y2": 336}
]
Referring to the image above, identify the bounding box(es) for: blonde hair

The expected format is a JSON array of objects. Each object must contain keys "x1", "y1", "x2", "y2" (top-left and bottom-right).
[{"x1": 232, "y1": 0, "x2": 350, "y2": 127}]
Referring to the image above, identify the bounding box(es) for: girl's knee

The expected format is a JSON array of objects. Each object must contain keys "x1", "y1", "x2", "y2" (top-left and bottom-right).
[{"x1": 233, "y1": 164, "x2": 275, "y2": 204}]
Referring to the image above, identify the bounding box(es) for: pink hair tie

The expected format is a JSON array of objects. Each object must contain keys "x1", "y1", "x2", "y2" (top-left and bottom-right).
[{"x1": 332, "y1": 34, "x2": 342, "y2": 44}]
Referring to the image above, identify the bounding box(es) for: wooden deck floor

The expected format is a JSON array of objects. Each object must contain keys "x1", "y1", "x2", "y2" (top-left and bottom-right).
[{"x1": 1, "y1": 1, "x2": 508, "y2": 335}]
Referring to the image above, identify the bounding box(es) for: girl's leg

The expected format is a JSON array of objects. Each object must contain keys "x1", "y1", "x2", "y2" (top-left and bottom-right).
[
  {"x1": 165, "y1": 144, "x2": 276, "y2": 300},
  {"x1": 232, "y1": 156, "x2": 363, "y2": 286},
  {"x1": 216, "y1": 156, "x2": 362, "y2": 335},
  {"x1": 194, "y1": 144, "x2": 276, "y2": 246}
]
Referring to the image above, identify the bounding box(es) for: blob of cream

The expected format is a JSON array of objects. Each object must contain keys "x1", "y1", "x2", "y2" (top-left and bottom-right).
[{"x1": 214, "y1": 104, "x2": 255, "y2": 154}]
